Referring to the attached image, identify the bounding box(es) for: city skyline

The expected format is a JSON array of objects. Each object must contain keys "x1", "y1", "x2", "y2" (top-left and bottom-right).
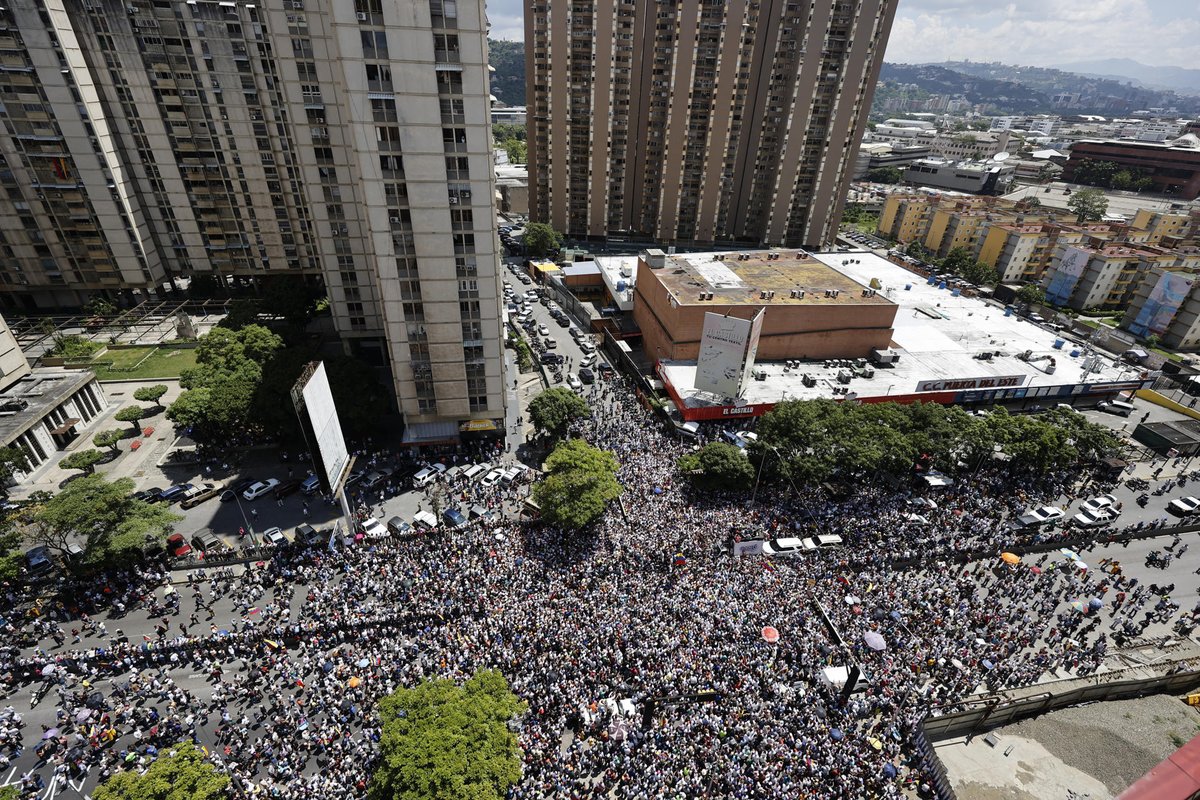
[{"x1": 486, "y1": 0, "x2": 1200, "y2": 74}]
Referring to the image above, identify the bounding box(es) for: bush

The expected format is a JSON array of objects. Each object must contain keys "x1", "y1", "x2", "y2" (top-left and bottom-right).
[{"x1": 48, "y1": 334, "x2": 102, "y2": 360}]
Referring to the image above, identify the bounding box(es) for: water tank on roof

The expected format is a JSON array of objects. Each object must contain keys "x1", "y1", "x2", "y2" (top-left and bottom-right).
[
  {"x1": 616, "y1": 280, "x2": 627, "y2": 293},
  {"x1": 951, "y1": 288, "x2": 961, "y2": 297},
  {"x1": 1004, "y1": 306, "x2": 1014, "y2": 317},
  {"x1": 905, "y1": 284, "x2": 912, "y2": 291},
  {"x1": 1070, "y1": 349, "x2": 1081, "y2": 357},
  {"x1": 938, "y1": 282, "x2": 948, "y2": 290},
  {"x1": 927, "y1": 276, "x2": 937, "y2": 285},
  {"x1": 1053, "y1": 338, "x2": 1065, "y2": 350}
]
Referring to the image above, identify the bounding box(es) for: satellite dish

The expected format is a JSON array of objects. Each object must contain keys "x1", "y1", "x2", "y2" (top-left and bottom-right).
[{"x1": 992, "y1": 152, "x2": 1011, "y2": 162}]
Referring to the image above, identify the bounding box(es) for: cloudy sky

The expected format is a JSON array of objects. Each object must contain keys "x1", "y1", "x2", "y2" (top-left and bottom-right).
[{"x1": 485, "y1": 0, "x2": 1200, "y2": 69}]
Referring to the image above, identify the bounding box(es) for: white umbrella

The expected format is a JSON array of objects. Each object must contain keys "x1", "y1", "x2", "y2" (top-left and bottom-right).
[{"x1": 863, "y1": 631, "x2": 887, "y2": 651}]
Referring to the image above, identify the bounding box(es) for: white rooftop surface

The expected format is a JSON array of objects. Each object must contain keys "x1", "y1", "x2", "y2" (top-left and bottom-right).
[
  {"x1": 662, "y1": 249, "x2": 1145, "y2": 407},
  {"x1": 594, "y1": 255, "x2": 639, "y2": 312}
]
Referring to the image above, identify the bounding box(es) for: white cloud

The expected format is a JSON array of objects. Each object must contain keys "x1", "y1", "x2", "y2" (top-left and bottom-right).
[
  {"x1": 885, "y1": 0, "x2": 1200, "y2": 67},
  {"x1": 484, "y1": 0, "x2": 1200, "y2": 70}
]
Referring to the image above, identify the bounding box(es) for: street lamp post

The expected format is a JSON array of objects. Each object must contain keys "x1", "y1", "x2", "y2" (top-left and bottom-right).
[{"x1": 232, "y1": 492, "x2": 259, "y2": 549}]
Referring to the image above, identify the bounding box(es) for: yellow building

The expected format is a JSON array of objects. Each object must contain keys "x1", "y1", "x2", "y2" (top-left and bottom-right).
[{"x1": 1131, "y1": 209, "x2": 1192, "y2": 243}]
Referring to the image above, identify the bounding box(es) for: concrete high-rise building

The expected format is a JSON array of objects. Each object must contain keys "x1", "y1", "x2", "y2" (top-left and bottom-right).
[
  {"x1": 525, "y1": 0, "x2": 899, "y2": 249},
  {"x1": 0, "y1": 0, "x2": 505, "y2": 430}
]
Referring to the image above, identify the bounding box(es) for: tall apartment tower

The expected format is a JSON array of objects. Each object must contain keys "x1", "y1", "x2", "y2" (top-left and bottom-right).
[
  {"x1": 0, "y1": 0, "x2": 505, "y2": 429},
  {"x1": 526, "y1": 0, "x2": 899, "y2": 249}
]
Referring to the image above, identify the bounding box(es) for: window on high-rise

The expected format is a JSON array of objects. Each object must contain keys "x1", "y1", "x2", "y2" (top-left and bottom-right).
[{"x1": 360, "y1": 30, "x2": 388, "y2": 59}]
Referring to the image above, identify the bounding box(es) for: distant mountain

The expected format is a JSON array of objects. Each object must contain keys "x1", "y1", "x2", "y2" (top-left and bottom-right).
[
  {"x1": 488, "y1": 39, "x2": 525, "y2": 106},
  {"x1": 878, "y1": 63, "x2": 1049, "y2": 113},
  {"x1": 1053, "y1": 58, "x2": 1200, "y2": 97}
]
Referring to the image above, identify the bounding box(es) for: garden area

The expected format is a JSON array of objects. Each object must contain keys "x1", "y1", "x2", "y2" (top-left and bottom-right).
[{"x1": 87, "y1": 345, "x2": 198, "y2": 380}]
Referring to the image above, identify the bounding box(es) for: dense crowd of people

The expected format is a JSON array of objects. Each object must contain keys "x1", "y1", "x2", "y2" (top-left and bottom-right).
[{"x1": 0, "y1": 372, "x2": 1196, "y2": 799}]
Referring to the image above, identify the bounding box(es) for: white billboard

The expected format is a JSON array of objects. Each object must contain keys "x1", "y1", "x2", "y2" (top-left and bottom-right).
[
  {"x1": 739, "y1": 309, "x2": 765, "y2": 393},
  {"x1": 295, "y1": 362, "x2": 350, "y2": 495},
  {"x1": 695, "y1": 312, "x2": 753, "y2": 398}
]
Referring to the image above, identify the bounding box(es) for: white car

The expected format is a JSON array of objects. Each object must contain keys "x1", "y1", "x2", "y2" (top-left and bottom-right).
[
  {"x1": 761, "y1": 534, "x2": 843, "y2": 556},
  {"x1": 480, "y1": 469, "x2": 505, "y2": 488},
  {"x1": 242, "y1": 479, "x2": 280, "y2": 501},
  {"x1": 538, "y1": 325, "x2": 550, "y2": 336},
  {"x1": 579, "y1": 340, "x2": 596, "y2": 354},
  {"x1": 412, "y1": 463, "x2": 447, "y2": 488},
  {"x1": 566, "y1": 373, "x2": 582, "y2": 391},
  {"x1": 1072, "y1": 508, "x2": 1118, "y2": 528},
  {"x1": 1015, "y1": 505, "x2": 1065, "y2": 527},
  {"x1": 1168, "y1": 496, "x2": 1200, "y2": 516},
  {"x1": 262, "y1": 527, "x2": 289, "y2": 548},
  {"x1": 360, "y1": 517, "x2": 389, "y2": 540},
  {"x1": 1080, "y1": 494, "x2": 1118, "y2": 515}
]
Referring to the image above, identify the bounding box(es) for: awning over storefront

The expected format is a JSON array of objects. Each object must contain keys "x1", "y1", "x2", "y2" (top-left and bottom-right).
[
  {"x1": 401, "y1": 421, "x2": 459, "y2": 445},
  {"x1": 459, "y1": 419, "x2": 497, "y2": 432},
  {"x1": 533, "y1": 261, "x2": 560, "y2": 275},
  {"x1": 48, "y1": 418, "x2": 80, "y2": 435}
]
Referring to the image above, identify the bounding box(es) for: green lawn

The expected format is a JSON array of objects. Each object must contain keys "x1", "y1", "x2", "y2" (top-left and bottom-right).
[{"x1": 90, "y1": 345, "x2": 198, "y2": 380}]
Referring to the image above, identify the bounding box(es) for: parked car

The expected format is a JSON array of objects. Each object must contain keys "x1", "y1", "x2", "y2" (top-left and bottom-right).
[
  {"x1": 274, "y1": 479, "x2": 304, "y2": 499},
  {"x1": 359, "y1": 517, "x2": 389, "y2": 540},
  {"x1": 1167, "y1": 496, "x2": 1200, "y2": 516},
  {"x1": 579, "y1": 368, "x2": 595, "y2": 384},
  {"x1": 190, "y1": 532, "x2": 223, "y2": 554},
  {"x1": 480, "y1": 469, "x2": 505, "y2": 489},
  {"x1": 132, "y1": 487, "x2": 162, "y2": 503},
  {"x1": 566, "y1": 373, "x2": 582, "y2": 391},
  {"x1": 296, "y1": 523, "x2": 325, "y2": 547},
  {"x1": 261, "y1": 527, "x2": 289, "y2": 548},
  {"x1": 1072, "y1": 507, "x2": 1118, "y2": 528},
  {"x1": 155, "y1": 483, "x2": 194, "y2": 504},
  {"x1": 1015, "y1": 505, "x2": 1065, "y2": 527},
  {"x1": 25, "y1": 546, "x2": 55, "y2": 578},
  {"x1": 166, "y1": 534, "x2": 192, "y2": 559},
  {"x1": 180, "y1": 482, "x2": 222, "y2": 509},
  {"x1": 302, "y1": 474, "x2": 322, "y2": 495},
  {"x1": 242, "y1": 479, "x2": 281, "y2": 501},
  {"x1": 1079, "y1": 494, "x2": 1118, "y2": 515},
  {"x1": 221, "y1": 477, "x2": 258, "y2": 501},
  {"x1": 412, "y1": 463, "x2": 447, "y2": 488},
  {"x1": 362, "y1": 470, "x2": 390, "y2": 490},
  {"x1": 387, "y1": 516, "x2": 414, "y2": 538}
]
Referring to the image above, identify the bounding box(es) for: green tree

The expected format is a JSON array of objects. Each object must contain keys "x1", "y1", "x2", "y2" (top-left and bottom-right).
[
  {"x1": 114, "y1": 406, "x2": 150, "y2": 431},
  {"x1": 677, "y1": 442, "x2": 755, "y2": 491},
  {"x1": 532, "y1": 439, "x2": 622, "y2": 529},
  {"x1": 1017, "y1": 284, "x2": 1046, "y2": 305},
  {"x1": 259, "y1": 274, "x2": 318, "y2": 333},
  {"x1": 1067, "y1": 187, "x2": 1108, "y2": 223},
  {"x1": 940, "y1": 247, "x2": 975, "y2": 275},
  {"x1": 48, "y1": 334, "x2": 102, "y2": 360},
  {"x1": 960, "y1": 260, "x2": 999, "y2": 286},
  {"x1": 133, "y1": 384, "x2": 169, "y2": 407},
  {"x1": 501, "y1": 138, "x2": 527, "y2": 164},
  {"x1": 216, "y1": 298, "x2": 261, "y2": 330},
  {"x1": 866, "y1": 166, "x2": 903, "y2": 183},
  {"x1": 83, "y1": 297, "x2": 117, "y2": 316},
  {"x1": 0, "y1": 783, "x2": 20, "y2": 800},
  {"x1": 32, "y1": 473, "x2": 180, "y2": 566},
  {"x1": 59, "y1": 449, "x2": 105, "y2": 475},
  {"x1": 528, "y1": 387, "x2": 590, "y2": 439},
  {"x1": 1015, "y1": 195, "x2": 1042, "y2": 210},
  {"x1": 0, "y1": 511, "x2": 23, "y2": 582},
  {"x1": 92, "y1": 429, "x2": 126, "y2": 453},
  {"x1": 522, "y1": 222, "x2": 563, "y2": 258},
  {"x1": 0, "y1": 444, "x2": 30, "y2": 485},
  {"x1": 492, "y1": 122, "x2": 526, "y2": 142},
  {"x1": 93, "y1": 742, "x2": 229, "y2": 800},
  {"x1": 170, "y1": 325, "x2": 284, "y2": 441},
  {"x1": 371, "y1": 670, "x2": 526, "y2": 800},
  {"x1": 905, "y1": 241, "x2": 934, "y2": 261}
]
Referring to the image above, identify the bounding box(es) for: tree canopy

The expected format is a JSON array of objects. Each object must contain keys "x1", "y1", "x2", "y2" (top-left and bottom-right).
[
  {"x1": 168, "y1": 325, "x2": 384, "y2": 444},
  {"x1": 1070, "y1": 158, "x2": 1153, "y2": 192},
  {"x1": 866, "y1": 166, "x2": 903, "y2": 184},
  {"x1": 1017, "y1": 284, "x2": 1046, "y2": 306},
  {"x1": 114, "y1": 406, "x2": 151, "y2": 430},
  {"x1": 370, "y1": 670, "x2": 526, "y2": 800},
  {"x1": 939, "y1": 246, "x2": 999, "y2": 287},
  {"x1": 92, "y1": 742, "x2": 230, "y2": 800},
  {"x1": 527, "y1": 387, "x2": 590, "y2": 439},
  {"x1": 1067, "y1": 187, "x2": 1109, "y2": 224},
  {"x1": 753, "y1": 400, "x2": 1119, "y2": 485},
  {"x1": 32, "y1": 473, "x2": 179, "y2": 567},
  {"x1": 133, "y1": 384, "x2": 169, "y2": 406},
  {"x1": 531, "y1": 439, "x2": 622, "y2": 529},
  {"x1": 522, "y1": 223, "x2": 562, "y2": 259},
  {"x1": 677, "y1": 441, "x2": 755, "y2": 491},
  {"x1": 59, "y1": 449, "x2": 105, "y2": 475},
  {"x1": 0, "y1": 444, "x2": 30, "y2": 485},
  {"x1": 93, "y1": 429, "x2": 126, "y2": 452}
]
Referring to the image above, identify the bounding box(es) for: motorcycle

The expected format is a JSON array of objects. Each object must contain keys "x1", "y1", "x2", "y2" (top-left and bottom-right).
[{"x1": 1137, "y1": 494, "x2": 1150, "y2": 507}]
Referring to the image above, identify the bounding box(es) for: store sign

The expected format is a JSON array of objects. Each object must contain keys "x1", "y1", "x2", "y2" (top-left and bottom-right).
[{"x1": 916, "y1": 374, "x2": 1026, "y2": 392}]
